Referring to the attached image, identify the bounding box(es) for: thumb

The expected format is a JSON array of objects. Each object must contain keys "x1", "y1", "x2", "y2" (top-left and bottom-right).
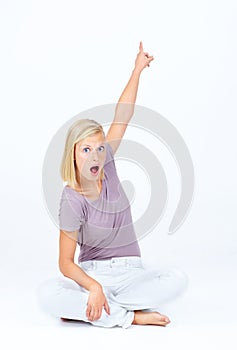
[{"x1": 104, "y1": 299, "x2": 110, "y2": 315}]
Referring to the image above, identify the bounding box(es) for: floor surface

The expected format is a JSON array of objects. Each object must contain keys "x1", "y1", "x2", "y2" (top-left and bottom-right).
[{"x1": 1, "y1": 254, "x2": 236, "y2": 350}]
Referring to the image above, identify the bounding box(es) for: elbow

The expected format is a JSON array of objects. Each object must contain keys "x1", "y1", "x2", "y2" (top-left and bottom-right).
[
  {"x1": 115, "y1": 104, "x2": 135, "y2": 121},
  {"x1": 58, "y1": 259, "x2": 73, "y2": 277},
  {"x1": 58, "y1": 262, "x2": 66, "y2": 276}
]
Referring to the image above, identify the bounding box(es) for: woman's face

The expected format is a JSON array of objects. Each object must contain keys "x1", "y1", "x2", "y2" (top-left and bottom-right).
[{"x1": 74, "y1": 132, "x2": 106, "y2": 182}]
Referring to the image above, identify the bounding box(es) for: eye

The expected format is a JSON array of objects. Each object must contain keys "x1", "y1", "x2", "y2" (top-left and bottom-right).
[
  {"x1": 82, "y1": 147, "x2": 90, "y2": 153},
  {"x1": 98, "y1": 145, "x2": 105, "y2": 152}
]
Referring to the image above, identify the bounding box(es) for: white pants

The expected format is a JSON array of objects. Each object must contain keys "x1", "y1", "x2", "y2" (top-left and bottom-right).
[{"x1": 37, "y1": 257, "x2": 188, "y2": 328}]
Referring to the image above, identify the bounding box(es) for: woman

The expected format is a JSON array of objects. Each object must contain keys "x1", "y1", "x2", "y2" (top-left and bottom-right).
[{"x1": 38, "y1": 42, "x2": 188, "y2": 328}]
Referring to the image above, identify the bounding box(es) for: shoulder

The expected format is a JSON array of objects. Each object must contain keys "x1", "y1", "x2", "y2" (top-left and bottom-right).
[
  {"x1": 104, "y1": 142, "x2": 116, "y2": 172},
  {"x1": 60, "y1": 186, "x2": 86, "y2": 212},
  {"x1": 61, "y1": 185, "x2": 84, "y2": 202},
  {"x1": 105, "y1": 142, "x2": 114, "y2": 161},
  {"x1": 59, "y1": 186, "x2": 86, "y2": 229}
]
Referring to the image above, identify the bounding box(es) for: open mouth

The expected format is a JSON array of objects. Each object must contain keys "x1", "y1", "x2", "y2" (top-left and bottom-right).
[{"x1": 90, "y1": 165, "x2": 99, "y2": 176}]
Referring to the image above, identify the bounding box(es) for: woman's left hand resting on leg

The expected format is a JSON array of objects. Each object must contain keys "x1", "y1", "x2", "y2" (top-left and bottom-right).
[
  {"x1": 59, "y1": 230, "x2": 110, "y2": 322},
  {"x1": 86, "y1": 284, "x2": 110, "y2": 321}
]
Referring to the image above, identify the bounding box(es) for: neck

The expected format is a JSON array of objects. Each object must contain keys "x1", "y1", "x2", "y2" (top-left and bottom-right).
[{"x1": 75, "y1": 176, "x2": 102, "y2": 199}]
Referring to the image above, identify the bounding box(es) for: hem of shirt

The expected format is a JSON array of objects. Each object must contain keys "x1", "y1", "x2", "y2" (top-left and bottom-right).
[{"x1": 78, "y1": 253, "x2": 141, "y2": 263}]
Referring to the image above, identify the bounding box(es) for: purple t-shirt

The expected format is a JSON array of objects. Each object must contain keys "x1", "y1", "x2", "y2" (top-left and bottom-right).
[{"x1": 59, "y1": 142, "x2": 141, "y2": 262}]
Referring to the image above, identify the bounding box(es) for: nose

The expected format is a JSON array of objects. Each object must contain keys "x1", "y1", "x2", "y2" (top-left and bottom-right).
[{"x1": 91, "y1": 149, "x2": 99, "y2": 162}]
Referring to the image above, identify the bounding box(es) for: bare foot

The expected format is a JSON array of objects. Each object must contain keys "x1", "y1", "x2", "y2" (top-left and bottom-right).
[{"x1": 132, "y1": 311, "x2": 171, "y2": 326}]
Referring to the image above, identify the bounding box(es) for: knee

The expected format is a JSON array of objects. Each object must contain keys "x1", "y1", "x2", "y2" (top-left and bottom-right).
[{"x1": 36, "y1": 278, "x2": 61, "y2": 313}]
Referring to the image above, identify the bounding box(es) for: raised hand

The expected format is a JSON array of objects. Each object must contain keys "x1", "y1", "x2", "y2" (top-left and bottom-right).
[
  {"x1": 106, "y1": 41, "x2": 154, "y2": 154},
  {"x1": 134, "y1": 41, "x2": 154, "y2": 72}
]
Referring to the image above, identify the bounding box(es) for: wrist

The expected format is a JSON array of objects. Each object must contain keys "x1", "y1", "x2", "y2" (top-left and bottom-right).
[
  {"x1": 88, "y1": 280, "x2": 102, "y2": 292},
  {"x1": 132, "y1": 66, "x2": 143, "y2": 76}
]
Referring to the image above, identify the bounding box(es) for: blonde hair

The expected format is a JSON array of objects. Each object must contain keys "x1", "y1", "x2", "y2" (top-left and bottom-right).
[{"x1": 60, "y1": 119, "x2": 105, "y2": 189}]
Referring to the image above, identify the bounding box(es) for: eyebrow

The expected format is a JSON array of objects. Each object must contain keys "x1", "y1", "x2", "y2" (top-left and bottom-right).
[{"x1": 80, "y1": 143, "x2": 105, "y2": 147}]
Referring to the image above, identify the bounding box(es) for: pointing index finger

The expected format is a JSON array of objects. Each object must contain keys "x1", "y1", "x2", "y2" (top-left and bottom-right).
[{"x1": 139, "y1": 41, "x2": 143, "y2": 52}]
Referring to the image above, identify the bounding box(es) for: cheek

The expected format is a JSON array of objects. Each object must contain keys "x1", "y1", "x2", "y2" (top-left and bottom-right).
[
  {"x1": 75, "y1": 156, "x2": 88, "y2": 172},
  {"x1": 99, "y1": 151, "x2": 106, "y2": 164}
]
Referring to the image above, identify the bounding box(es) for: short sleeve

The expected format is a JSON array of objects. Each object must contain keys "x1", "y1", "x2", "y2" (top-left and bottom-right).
[{"x1": 59, "y1": 188, "x2": 84, "y2": 232}]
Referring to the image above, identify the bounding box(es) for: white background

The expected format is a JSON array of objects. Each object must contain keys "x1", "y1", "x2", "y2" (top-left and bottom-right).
[{"x1": 0, "y1": 0, "x2": 237, "y2": 349}]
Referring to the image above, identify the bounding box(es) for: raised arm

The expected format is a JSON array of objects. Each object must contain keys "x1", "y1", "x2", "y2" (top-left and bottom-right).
[{"x1": 106, "y1": 41, "x2": 154, "y2": 154}]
